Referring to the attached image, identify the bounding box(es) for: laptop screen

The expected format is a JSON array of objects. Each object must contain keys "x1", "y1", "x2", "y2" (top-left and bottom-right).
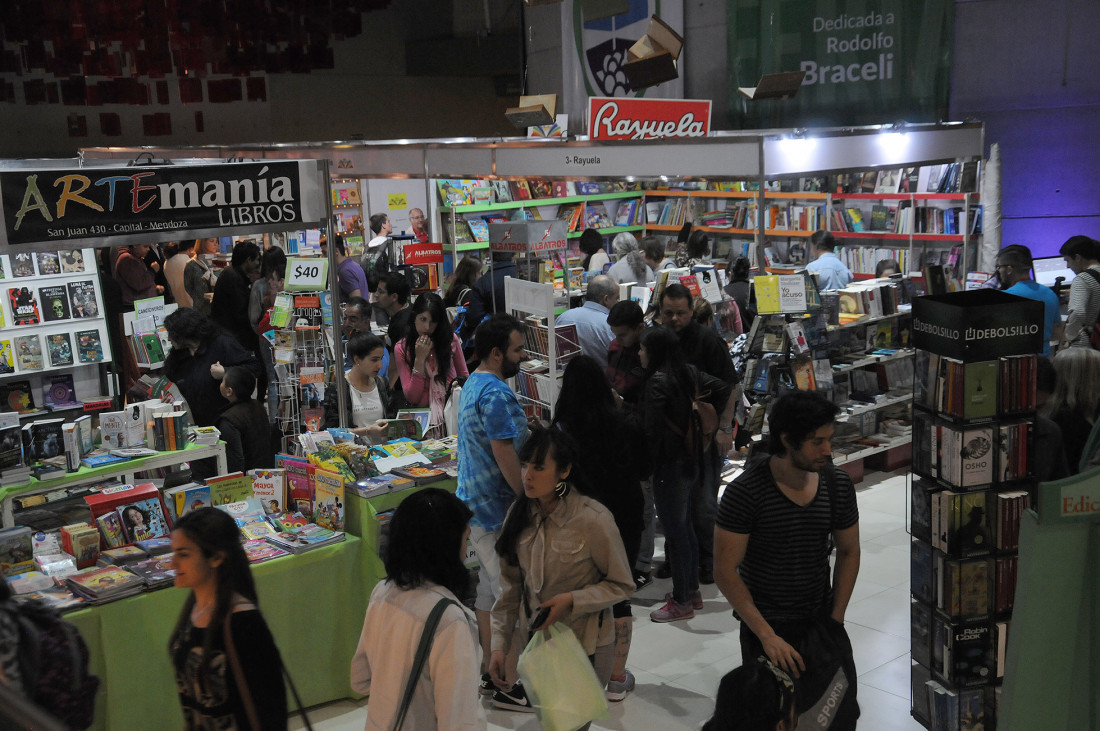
[{"x1": 1032, "y1": 256, "x2": 1075, "y2": 287}]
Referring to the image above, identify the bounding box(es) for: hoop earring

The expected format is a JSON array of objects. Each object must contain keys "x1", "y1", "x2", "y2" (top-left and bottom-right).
[{"x1": 554, "y1": 480, "x2": 568, "y2": 499}]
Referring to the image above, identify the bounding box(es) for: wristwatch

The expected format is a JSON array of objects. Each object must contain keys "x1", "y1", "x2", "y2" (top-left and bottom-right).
[{"x1": 718, "y1": 426, "x2": 734, "y2": 434}]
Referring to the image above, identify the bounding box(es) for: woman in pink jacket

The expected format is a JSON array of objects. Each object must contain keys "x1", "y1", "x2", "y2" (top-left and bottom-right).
[{"x1": 395, "y1": 292, "x2": 469, "y2": 438}]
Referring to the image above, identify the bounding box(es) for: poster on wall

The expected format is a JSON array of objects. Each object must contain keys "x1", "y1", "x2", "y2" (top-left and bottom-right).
[
  {"x1": 727, "y1": 0, "x2": 953, "y2": 128},
  {"x1": 561, "y1": 0, "x2": 686, "y2": 135},
  {"x1": 0, "y1": 160, "x2": 328, "y2": 252}
]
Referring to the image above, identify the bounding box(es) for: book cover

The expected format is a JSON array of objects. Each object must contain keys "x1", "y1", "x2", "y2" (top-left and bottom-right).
[
  {"x1": 11, "y1": 253, "x2": 36, "y2": 278},
  {"x1": 391, "y1": 465, "x2": 448, "y2": 485},
  {"x1": 946, "y1": 620, "x2": 993, "y2": 687},
  {"x1": 0, "y1": 526, "x2": 34, "y2": 577},
  {"x1": 136, "y1": 536, "x2": 173, "y2": 556},
  {"x1": 128, "y1": 556, "x2": 175, "y2": 586},
  {"x1": 1, "y1": 380, "x2": 35, "y2": 414},
  {"x1": 61, "y1": 523, "x2": 100, "y2": 569},
  {"x1": 0, "y1": 340, "x2": 13, "y2": 375},
  {"x1": 205, "y1": 471, "x2": 255, "y2": 506},
  {"x1": 242, "y1": 538, "x2": 290, "y2": 564},
  {"x1": 95, "y1": 512, "x2": 127, "y2": 549},
  {"x1": 216, "y1": 497, "x2": 269, "y2": 528},
  {"x1": 313, "y1": 468, "x2": 345, "y2": 531},
  {"x1": 43, "y1": 374, "x2": 80, "y2": 411},
  {"x1": 116, "y1": 497, "x2": 171, "y2": 542},
  {"x1": 36, "y1": 251, "x2": 61, "y2": 275},
  {"x1": 66, "y1": 565, "x2": 144, "y2": 597},
  {"x1": 869, "y1": 204, "x2": 889, "y2": 231},
  {"x1": 961, "y1": 360, "x2": 998, "y2": 420},
  {"x1": 466, "y1": 218, "x2": 489, "y2": 243},
  {"x1": 15, "y1": 335, "x2": 43, "y2": 370},
  {"x1": 73, "y1": 329, "x2": 103, "y2": 364},
  {"x1": 66, "y1": 280, "x2": 100, "y2": 318},
  {"x1": 8, "y1": 286, "x2": 40, "y2": 325},
  {"x1": 97, "y1": 545, "x2": 148, "y2": 566},
  {"x1": 39, "y1": 285, "x2": 71, "y2": 321},
  {"x1": 175, "y1": 484, "x2": 212, "y2": 516},
  {"x1": 59, "y1": 249, "x2": 86, "y2": 273},
  {"x1": 0, "y1": 424, "x2": 23, "y2": 470},
  {"x1": 247, "y1": 468, "x2": 286, "y2": 514},
  {"x1": 46, "y1": 332, "x2": 74, "y2": 367},
  {"x1": 910, "y1": 538, "x2": 933, "y2": 603},
  {"x1": 911, "y1": 599, "x2": 933, "y2": 668}
]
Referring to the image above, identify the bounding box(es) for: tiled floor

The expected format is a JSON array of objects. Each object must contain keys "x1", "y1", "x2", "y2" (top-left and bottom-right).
[{"x1": 291, "y1": 467, "x2": 923, "y2": 730}]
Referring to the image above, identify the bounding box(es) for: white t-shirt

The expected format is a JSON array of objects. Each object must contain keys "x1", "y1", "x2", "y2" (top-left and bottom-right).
[{"x1": 348, "y1": 378, "x2": 385, "y2": 441}]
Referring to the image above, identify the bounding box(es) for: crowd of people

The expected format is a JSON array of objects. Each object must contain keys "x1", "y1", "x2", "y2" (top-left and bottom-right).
[{"x1": 9, "y1": 226, "x2": 1100, "y2": 730}]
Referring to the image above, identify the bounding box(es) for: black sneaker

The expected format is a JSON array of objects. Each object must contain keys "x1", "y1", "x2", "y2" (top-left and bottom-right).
[
  {"x1": 479, "y1": 672, "x2": 495, "y2": 696},
  {"x1": 633, "y1": 570, "x2": 653, "y2": 590},
  {"x1": 492, "y1": 681, "x2": 536, "y2": 713}
]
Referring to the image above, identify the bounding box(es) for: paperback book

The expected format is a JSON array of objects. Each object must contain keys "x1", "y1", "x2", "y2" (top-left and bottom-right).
[
  {"x1": 206, "y1": 472, "x2": 255, "y2": 506},
  {"x1": 242, "y1": 539, "x2": 291, "y2": 564},
  {"x1": 59, "y1": 249, "x2": 86, "y2": 273},
  {"x1": 39, "y1": 285, "x2": 71, "y2": 321},
  {"x1": 15, "y1": 335, "x2": 43, "y2": 370},
  {"x1": 128, "y1": 556, "x2": 176, "y2": 588},
  {"x1": 43, "y1": 374, "x2": 81, "y2": 411},
  {"x1": 36, "y1": 251, "x2": 61, "y2": 275},
  {"x1": 116, "y1": 498, "x2": 171, "y2": 543},
  {"x1": 65, "y1": 565, "x2": 144, "y2": 603},
  {"x1": 313, "y1": 468, "x2": 345, "y2": 531},
  {"x1": 8, "y1": 287, "x2": 40, "y2": 325},
  {"x1": 0, "y1": 341, "x2": 13, "y2": 374},
  {"x1": 247, "y1": 468, "x2": 286, "y2": 514},
  {"x1": 11, "y1": 253, "x2": 35, "y2": 278},
  {"x1": 46, "y1": 332, "x2": 74, "y2": 367}
]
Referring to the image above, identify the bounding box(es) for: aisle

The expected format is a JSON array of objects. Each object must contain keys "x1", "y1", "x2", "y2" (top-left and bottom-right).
[{"x1": 291, "y1": 469, "x2": 924, "y2": 730}]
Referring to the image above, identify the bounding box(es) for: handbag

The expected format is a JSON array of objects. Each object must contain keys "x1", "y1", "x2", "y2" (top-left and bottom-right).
[
  {"x1": 223, "y1": 608, "x2": 313, "y2": 731},
  {"x1": 391, "y1": 597, "x2": 461, "y2": 731},
  {"x1": 516, "y1": 623, "x2": 610, "y2": 731},
  {"x1": 443, "y1": 378, "x2": 465, "y2": 436}
]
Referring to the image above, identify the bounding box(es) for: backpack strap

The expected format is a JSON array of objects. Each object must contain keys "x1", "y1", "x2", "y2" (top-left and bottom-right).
[
  {"x1": 223, "y1": 611, "x2": 262, "y2": 731},
  {"x1": 392, "y1": 598, "x2": 461, "y2": 731}
]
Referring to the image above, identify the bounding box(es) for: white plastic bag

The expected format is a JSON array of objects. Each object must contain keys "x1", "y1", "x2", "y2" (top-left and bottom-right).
[
  {"x1": 517, "y1": 623, "x2": 609, "y2": 731},
  {"x1": 444, "y1": 382, "x2": 461, "y2": 436}
]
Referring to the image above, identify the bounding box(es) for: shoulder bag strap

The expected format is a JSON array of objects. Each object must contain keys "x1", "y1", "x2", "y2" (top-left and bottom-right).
[
  {"x1": 392, "y1": 598, "x2": 460, "y2": 731},
  {"x1": 223, "y1": 611, "x2": 263, "y2": 731}
]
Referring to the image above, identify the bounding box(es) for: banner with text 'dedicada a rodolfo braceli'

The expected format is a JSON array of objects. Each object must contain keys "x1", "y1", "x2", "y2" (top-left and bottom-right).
[
  {"x1": 727, "y1": 0, "x2": 952, "y2": 128},
  {"x1": 0, "y1": 160, "x2": 328, "y2": 254}
]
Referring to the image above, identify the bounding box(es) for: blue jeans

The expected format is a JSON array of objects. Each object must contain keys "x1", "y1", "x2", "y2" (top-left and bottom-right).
[
  {"x1": 652, "y1": 456, "x2": 700, "y2": 604},
  {"x1": 694, "y1": 448, "x2": 721, "y2": 574},
  {"x1": 636, "y1": 477, "x2": 656, "y2": 572}
]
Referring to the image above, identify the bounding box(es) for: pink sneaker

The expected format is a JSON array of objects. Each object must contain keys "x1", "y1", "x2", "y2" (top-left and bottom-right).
[
  {"x1": 650, "y1": 598, "x2": 694, "y2": 622},
  {"x1": 665, "y1": 590, "x2": 703, "y2": 610}
]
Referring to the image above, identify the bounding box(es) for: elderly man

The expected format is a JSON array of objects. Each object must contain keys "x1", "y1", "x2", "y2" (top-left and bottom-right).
[
  {"x1": 409, "y1": 207, "x2": 430, "y2": 243},
  {"x1": 555, "y1": 274, "x2": 619, "y2": 369}
]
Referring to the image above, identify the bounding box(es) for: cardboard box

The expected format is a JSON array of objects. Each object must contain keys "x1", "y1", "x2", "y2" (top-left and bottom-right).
[
  {"x1": 488, "y1": 220, "x2": 569, "y2": 255},
  {"x1": 623, "y1": 15, "x2": 683, "y2": 90},
  {"x1": 504, "y1": 94, "x2": 557, "y2": 128},
  {"x1": 912, "y1": 289, "x2": 1043, "y2": 361}
]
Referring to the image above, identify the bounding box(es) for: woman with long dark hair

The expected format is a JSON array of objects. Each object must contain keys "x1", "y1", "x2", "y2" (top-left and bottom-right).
[
  {"x1": 444, "y1": 256, "x2": 482, "y2": 308},
  {"x1": 395, "y1": 292, "x2": 469, "y2": 438},
  {"x1": 169, "y1": 508, "x2": 286, "y2": 729},
  {"x1": 579, "y1": 228, "x2": 610, "y2": 273},
  {"x1": 351, "y1": 488, "x2": 486, "y2": 727},
  {"x1": 552, "y1": 355, "x2": 651, "y2": 701},
  {"x1": 640, "y1": 326, "x2": 731, "y2": 623},
  {"x1": 488, "y1": 428, "x2": 634, "y2": 713}
]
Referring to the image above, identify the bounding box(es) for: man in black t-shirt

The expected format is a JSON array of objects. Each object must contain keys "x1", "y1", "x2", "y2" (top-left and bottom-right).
[{"x1": 714, "y1": 390, "x2": 860, "y2": 681}]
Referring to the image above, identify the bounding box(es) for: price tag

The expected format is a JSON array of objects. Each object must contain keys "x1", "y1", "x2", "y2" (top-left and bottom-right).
[
  {"x1": 285, "y1": 257, "x2": 329, "y2": 291},
  {"x1": 777, "y1": 274, "x2": 807, "y2": 313}
]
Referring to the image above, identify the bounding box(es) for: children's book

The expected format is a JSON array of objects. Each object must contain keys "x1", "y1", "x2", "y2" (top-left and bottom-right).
[
  {"x1": 8, "y1": 287, "x2": 40, "y2": 325},
  {"x1": 136, "y1": 536, "x2": 173, "y2": 556},
  {"x1": 247, "y1": 468, "x2": 286, "y2": 514},
  {"x1": 216, "y1": 496, "x2": 270, "y2": 529},
  {"x1": 95, "y1": 512, "x2": 127, "y2": 549},
  {"x1": 205, "y1": 471, "x2": 255, "y2": 506},
  {"x1": 167, "y1": 483, "x2": 211, "y2": 518},
  {"x1": 60, "y1": 523, "x2": 100, "y2": 569},
  {"x1": 242, "y1": 539, "x2": 290, "y2": 564},
  {"x1": 15, "y1": 335, "x2": 43, "y2": 370},
  {"x1": 279, "y1": 455, "x2": 315, "y2": 518},
  {"x1": 0, "y1": 526, "x2": 34, "y2": 577},
  {"x1": 39, "y1": 285, "x2": 71, "y2": 321},
  {"x1": 97, "y1": 545, "x2": 148, "y2": 566},
  {"x1": 46, "y1": 333, "x2": 74, "y2": 367},
  {"x1": 115, "y1": 498, "x2": 171, "y2": 543},
  {"x1": 128, "y1": 556, "x2": 175, "y2": 587},
  {"x1": 313, "y1": 468, "x2": 345, "y2": 531}
]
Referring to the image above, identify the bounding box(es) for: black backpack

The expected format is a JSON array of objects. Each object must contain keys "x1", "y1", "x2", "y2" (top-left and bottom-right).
[{"x1": 7, "y1": 599, "x2": 100, "y2": 729}]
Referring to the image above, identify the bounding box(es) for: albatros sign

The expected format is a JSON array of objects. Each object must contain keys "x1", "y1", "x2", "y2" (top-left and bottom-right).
[
  {"x1": 588, "y1": 97, "x2": 711, "y2": 141},
  {"x1": 0, "y1": 160, "x2": 327, "y2": 251}
]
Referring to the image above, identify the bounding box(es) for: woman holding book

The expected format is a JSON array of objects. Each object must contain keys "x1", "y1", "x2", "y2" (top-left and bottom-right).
[
  {"x1": 323, "y1": 332, "x2": 392, "y2": 444},
  {"x1": 488, "y1": 427, "x2": 634, "y2": 714},
  {"x1": 350, "y1": 488, "x2": 486, "y2": 728},
  {"x1": 169, "y1": 508, "x2": 286, "y2": 729},
  {"x1": 395, "y1": 293, "x2": 469, "y2": 439},
  {"x1": 215, "y1": 367, "x2": 275, "y2": 474}
]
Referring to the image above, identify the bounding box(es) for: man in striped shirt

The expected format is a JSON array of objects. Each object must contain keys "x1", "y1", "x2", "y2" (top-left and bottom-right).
[
  {"x1": 1059, "y1": 235, "x2": 1100, "y2": 349},
  {"x1": 714, "y1": 391, "x2": 860, "y2": 681}
]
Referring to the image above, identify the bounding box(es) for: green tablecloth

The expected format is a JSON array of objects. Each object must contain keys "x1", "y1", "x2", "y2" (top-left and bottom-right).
[
  {"x1": 67, "y1": 536, "x2": 364, "y2": 731},
  {"x1": 343, "y1": 479, "x2": 457, "y2": 597}
]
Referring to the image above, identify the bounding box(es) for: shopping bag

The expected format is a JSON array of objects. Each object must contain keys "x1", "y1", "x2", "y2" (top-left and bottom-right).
[
  {"x1": 794, "y1": 617, "x2": 859, "y2": 730},
  {"x1": 516, "y1": 622, "x2": 609, "y2": 731}
]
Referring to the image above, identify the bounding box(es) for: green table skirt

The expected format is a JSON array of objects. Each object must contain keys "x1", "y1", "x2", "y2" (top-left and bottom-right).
[{"x1": 67, "y1": 535, "x2": 365, "y2": 731}]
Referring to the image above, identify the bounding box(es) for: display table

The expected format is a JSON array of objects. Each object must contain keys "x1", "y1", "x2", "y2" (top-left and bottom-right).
[
  {"x1": 0, "y1": 442, "x2": 228, "y2": 527},
  {"x1": 343, "y1": 479, "x2": 457, "y2": 596},
  {"x1": 67, "y1": 535, "x2": 364, "y2": 731}
]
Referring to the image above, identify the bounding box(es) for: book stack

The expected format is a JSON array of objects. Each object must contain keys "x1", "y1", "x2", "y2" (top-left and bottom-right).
[
  {"x1": 10, "y1": 585, "x2": 85, "y2": 611},
  {"x1": 152, "y1": 410, "x2": 190, "y2": 451},
  {"x1": 65, "y1": 565, "x2": 145, "y2": 604},
  {"x1": 350, "y1": 473, "x2": 415, "y2": 499},
  {"x1": 0, "y1": 418, "x2": 31, "y2": 486},
  {"x1": 242, "y1": 539, "x2": 290, "y2": 564},
  {"x1": 128, "y1": 555, "x2": 176, "y2": 588},
  {"x1": 265, "y1": 523, "x2": 345, "y2": 554},
  {"x1": 0, "y1": 526, "x2": 34, "y2": 577},
  {"x1": 188, "y1": 425, "x2": 221, "y2": 446}
]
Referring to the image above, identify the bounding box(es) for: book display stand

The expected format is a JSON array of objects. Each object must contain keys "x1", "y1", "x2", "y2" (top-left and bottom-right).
[
  {"x1": 908, "y1": 289, "x2": 1044, "y2": 729},
  {"x1": 269, "y1": 289, "x2": 331, "y2": 453}
]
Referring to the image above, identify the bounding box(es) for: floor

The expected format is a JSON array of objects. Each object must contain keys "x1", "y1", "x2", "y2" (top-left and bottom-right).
[{"x1": 291, "y1": 467, "x2": 924, "y2": 730}]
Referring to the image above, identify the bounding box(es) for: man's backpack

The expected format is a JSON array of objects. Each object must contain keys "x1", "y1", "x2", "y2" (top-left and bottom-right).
[{"x1": 7, "y1": 599, "x2": 100, "y2": 729}]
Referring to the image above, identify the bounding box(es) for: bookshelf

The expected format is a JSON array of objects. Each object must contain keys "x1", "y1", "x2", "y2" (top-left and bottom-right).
[
  {"x1": 330, "y1": 178, "x2": 366, "y2": 257},
  {"x1": 0, "y1": 248, "x2": 114, "y2": 420},
  {"x1": 907, "y1": 289, "x2": 1045, "y2": 730}
]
